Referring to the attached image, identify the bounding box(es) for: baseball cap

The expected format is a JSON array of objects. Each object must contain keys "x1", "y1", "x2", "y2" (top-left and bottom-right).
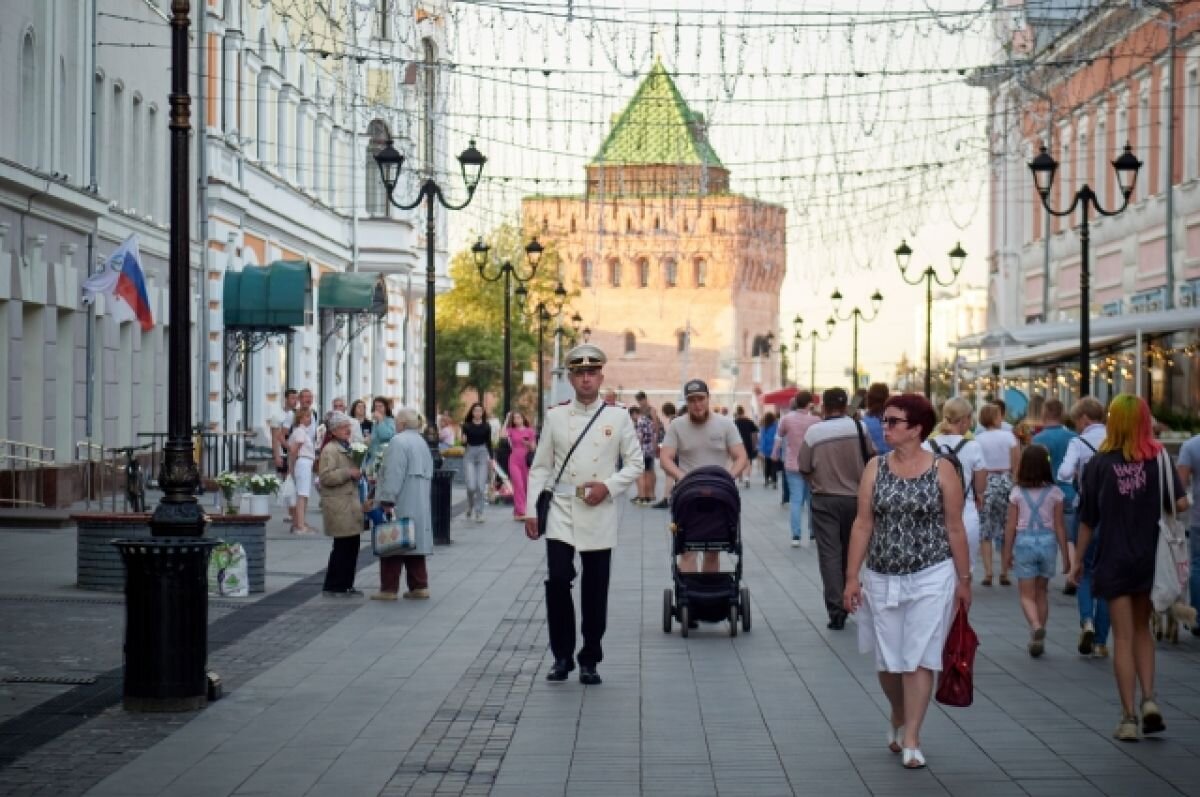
[
  {"x1": 822, "y1": 387, "x2": 849, "y2": 409},
  {"x1": 683, "y1": 379, "x2": 709, "y2": 397}
]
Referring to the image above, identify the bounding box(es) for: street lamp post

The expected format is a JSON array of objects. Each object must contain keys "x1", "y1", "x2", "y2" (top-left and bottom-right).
[
  {"x1": 832, "y1": 289, "x2": 883, "y2": 391},
  {"x1": 793, "y1": 313, "x2": 835, "y2": 392},
  {"x1": 894, "y1": 240, "x2": 967, "y2": 397},
  {"x1": 470, "y1": 237, "x2": 544, "y2": 417},
  {"x1": 373, "y1": 137, "x2": 486, "y2": 450},
  {"x1": 1027, "y1": 143, "x2": 1141, "y2": 396},
  {"x1": 515, "y1": 281, "x2": 567, "y2": 428}
]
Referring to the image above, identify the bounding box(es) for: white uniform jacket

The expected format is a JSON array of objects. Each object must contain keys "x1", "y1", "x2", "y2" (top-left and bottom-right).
[{"x1": 524, "y1": 399, "x2": 644, "y2": 551}]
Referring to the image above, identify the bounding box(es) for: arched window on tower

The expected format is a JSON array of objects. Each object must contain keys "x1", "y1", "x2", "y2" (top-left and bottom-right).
[
  {"x1": 580, "y1": 258, "x2": 594, "y2": 288},
  {"x1": 609, "y1": 258, "x2": 621, "y2": 287},
  {"x1": 663, "y1": 259, "x2": 677, "y2": 288},
  {"x1": 624, "y1": 330, "x2": 636, "y2": 355},
  {"x1": 694, "y1": 258, "x2": 707, "y2": 287},
  {"x1": 637, "y1": 258, "x2": 649, "y2": 288},
  {"x1": 676, "y1": 330, "x2": 689, "y2": 353},
  {"x1": 710, "y1": 215, "x2": 718, "y2": 233},
  {"x1": 570, "y1": 217, "x2": 577, "y2": 233}
]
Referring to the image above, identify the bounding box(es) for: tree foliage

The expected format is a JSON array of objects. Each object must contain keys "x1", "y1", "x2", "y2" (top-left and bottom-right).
[{"x1": 434, "y1": 223, "x2": 574, "y2": 418}]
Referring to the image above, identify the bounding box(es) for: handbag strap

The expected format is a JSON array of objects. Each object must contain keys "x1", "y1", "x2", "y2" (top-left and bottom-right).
[
  {"x1": 1158, "y1": 449, "x2": 1178, "y2": 521},
  {"x1": 853, "y1": 418, "x2": 870, "y2": 465},
  {"x1": 549, "y1": 405, "x2": 606, "y2": 489}
]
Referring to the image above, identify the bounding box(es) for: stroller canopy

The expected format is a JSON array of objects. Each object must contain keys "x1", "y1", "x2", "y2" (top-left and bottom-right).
[{"x1": 671, "y1": 466, "x2": 740, "y2": 546}]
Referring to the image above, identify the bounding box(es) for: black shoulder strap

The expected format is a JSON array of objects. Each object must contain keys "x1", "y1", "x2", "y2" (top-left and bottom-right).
[
  {"x1": 853, "y1": 418, "x2": 870, "y2": 464},
  {"x1": 952, "y1": 439, "x2": 968, "y2": 455},
  {"x1": 1080, "y1": 437, "x2": 1096, "y2": 453},
  {"x1": 550, "y1": 405, "x2": 605, "y2": 489}
]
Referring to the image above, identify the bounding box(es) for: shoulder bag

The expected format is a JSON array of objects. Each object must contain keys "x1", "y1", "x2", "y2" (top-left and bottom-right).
[
  {"x1": 1151, "y1": 450, "x2": 1189, "y2": 613},
  {"x1": 935, "y1": 606, "x2": 979, "y2": 708},
  {"x1": 535, "y1": 406, "x2": 606, "y2": 538}
]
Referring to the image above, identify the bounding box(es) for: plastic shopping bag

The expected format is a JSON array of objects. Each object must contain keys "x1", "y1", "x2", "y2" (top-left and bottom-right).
[
  {"x1": 207, "y1": 542, "x2": 250, "y2": 597},
  {"x1": 278, "y1": 475, "x2": 297, "y2": 508}
]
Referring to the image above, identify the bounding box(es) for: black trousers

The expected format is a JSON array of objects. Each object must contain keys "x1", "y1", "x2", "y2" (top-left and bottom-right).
[
  {"x1": 811, "y1": 494, "x2": 858, "y2": 618},
  {"x1": 323, "y1": 535, "x2": 360, "y2": 592},
  {"x1": 546, "y1": 539, "x2": 612, "y2": 668}
]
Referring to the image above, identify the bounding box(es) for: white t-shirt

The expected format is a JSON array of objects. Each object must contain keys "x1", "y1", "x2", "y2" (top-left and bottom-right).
[
  {"x1": 288, "y1": 426, "x2": 315, "y2": 461},
  {"x1": 924, "y1": 434, "x2": 984, "y2": 505},
  {"x1": 974, "y1": 428, "x2": 1018, "y2": 470}
]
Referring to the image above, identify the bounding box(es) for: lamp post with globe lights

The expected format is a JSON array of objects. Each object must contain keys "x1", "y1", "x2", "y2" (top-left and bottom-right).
[
  {"x1": 794, "y1": 313, "x2": 836, "y2": 393},
  {"x1": 894, "y1": 240, "x2": 967, "y2": 397},
  {"x1": 831, "y1": 290, "x2": 882, "y2": 391}
]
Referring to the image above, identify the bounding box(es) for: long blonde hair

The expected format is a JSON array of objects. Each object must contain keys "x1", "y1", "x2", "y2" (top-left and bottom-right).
[{"x1": 938, "y1": 397, "x2": 972, "y2": 435}]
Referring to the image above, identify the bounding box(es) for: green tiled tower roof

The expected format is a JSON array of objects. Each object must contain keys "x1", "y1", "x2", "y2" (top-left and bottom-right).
[{"x1": 592, "y1": 60, "x2": 722, "y2": 167}]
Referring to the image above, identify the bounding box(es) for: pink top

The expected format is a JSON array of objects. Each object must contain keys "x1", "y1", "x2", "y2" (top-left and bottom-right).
[
  {"x1": 772, "y1": 410, "x2": 821, "y2": 472},
  {"x1": 1008, "y1": 485, "x2": 1064, "y2": 533},
  {"x1": 507, "y1": 427, "x2": 536, "y2": 458}
]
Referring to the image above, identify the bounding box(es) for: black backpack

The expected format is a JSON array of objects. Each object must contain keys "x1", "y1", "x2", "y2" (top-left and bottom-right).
[{"x1": 935, "y1": 439, "x2": 970, "y2": 498}]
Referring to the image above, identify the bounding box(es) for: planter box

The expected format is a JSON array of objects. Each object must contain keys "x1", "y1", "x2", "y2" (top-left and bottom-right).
[{"x1": 73, "y1": 513, "x2": 268, "y2": 593}]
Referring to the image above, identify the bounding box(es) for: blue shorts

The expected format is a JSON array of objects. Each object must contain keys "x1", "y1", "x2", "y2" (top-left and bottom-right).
[
  {"x1": 1013, "y1": 531, "x2": 1058, "y2": 580},
  {"x1": 1065, "y1": 505, "x2": 1079, "y2": 544}
]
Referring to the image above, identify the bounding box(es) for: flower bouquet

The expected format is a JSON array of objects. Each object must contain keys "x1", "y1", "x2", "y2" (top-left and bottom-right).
[
  {"x1": 215, "y1": 471, "x2": 242, "y2": 514},
  {"x1": 245, "y1": 473, "x2": 281, "y2": 496},
  {"x1": 350, "y1": 441, "x2": 369, "y2": 468},
  {"x1": 365, "y1": 442, "x2": 388, "y2": 481}
]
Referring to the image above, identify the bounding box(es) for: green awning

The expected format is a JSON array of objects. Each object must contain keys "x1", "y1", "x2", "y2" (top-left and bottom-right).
[
  {"x1": 223, "y1": 260, "x2": 311, "y2": 329},
  {"x1": 317, "y1": 272, "x2": 388, "y2": 316}
]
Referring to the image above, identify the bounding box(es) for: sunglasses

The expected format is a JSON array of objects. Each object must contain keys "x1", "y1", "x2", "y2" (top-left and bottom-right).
[{"x1": 881, "y1": 416, "x2": 910, "y2": 428}]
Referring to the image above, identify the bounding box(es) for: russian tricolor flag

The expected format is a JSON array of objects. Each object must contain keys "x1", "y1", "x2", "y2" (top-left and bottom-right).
[{"x1": 110, "y1": 235, "x2": 155, "y2": 331}]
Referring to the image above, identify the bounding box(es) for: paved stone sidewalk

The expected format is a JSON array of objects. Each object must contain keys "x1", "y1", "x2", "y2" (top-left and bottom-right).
[{"x1": 1, "y1": 485, "x2": 1199, "y2": 796}]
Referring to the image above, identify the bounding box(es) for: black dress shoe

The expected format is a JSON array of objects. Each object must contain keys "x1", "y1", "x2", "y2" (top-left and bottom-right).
[
  {"x1": 827, "y1": 614, "x2": 846, "y2": 630},
  {"x1": 579, "y1": 665, "x2": 602, "y2": 685},
  {"x1": 546, "y1": 660, "x2": 575, "y2": 682},
  {"x1": 1063, "y1": 583, "x2": 1077, "y2": 596}
]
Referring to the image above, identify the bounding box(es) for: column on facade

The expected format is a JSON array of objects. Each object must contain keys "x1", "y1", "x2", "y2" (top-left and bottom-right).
[
  {"x1": 277, "y1": 82, "x2": 296, "y2": 182},
  {"x1": 296, "y1": 97, "x2": 314, "y2": 190},
  {"x1": 316, "y1": 114, "x2": 334, "y2": 204},
  {"x1": 223, "y1": 29, "x2": 242, "y2": 137},
  {"x1": 242, "y1": 50, "x2": 260, "y2": 158}
]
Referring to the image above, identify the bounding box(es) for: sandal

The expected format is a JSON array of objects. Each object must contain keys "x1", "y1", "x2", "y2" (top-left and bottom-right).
[
  {"x1": 902, "y1": 748, "x2": 926, "y2": 769},
  {"x1": 981, "y1": 576, "x2": 993, "y2": 586},
  {"x1": 888, "y1": 724, "x2": 905, "y2": 754},
  {"x1": 999, "y1": 574, "x2": 1012, "y2": 586}
]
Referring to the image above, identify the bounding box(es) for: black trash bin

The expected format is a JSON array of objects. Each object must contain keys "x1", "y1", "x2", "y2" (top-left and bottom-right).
[
  {"x1": 113, "y1": 538, "x2": 218, "y2": 712},
  {"x1": 431, "y1": 468, "x2": 453, "y2": 545}
]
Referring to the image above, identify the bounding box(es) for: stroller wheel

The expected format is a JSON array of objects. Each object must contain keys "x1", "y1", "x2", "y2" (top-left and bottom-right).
[
  {"x1": 728, "y1": 604, "x2": 738, "y2": 637},
  {"x1": 680, "y1": 605, "x2": 690, "y2": 638},
  {"x1": 740, "y1": 587, "x2": 752, "y2": 632},
  {"x1": 662, "y1": 589, "x2": 673, "y2": 634}
]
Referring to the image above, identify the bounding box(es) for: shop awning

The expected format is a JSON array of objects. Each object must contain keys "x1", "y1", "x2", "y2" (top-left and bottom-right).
[
  {"x1": 223, "y1": 260, "x2": 311, "y2": 329},
  {"x1": 956, "y1": 307, "x2": 1200, "y2": 351},
  {"x1": 965, "y1": 335, "x2": 1129, "y2": 372},
  {"x1": 317, "y1": 272, "x2": 388, "y2": 316}
]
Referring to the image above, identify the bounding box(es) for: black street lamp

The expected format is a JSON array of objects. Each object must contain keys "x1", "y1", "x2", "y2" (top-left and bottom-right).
[
  {"x1": 895, "y1": 240, "x2": 966, "y2": 397},
  {"x1": 471, "y1": 237, "x2": 544, "y2": 416},
  {"x1": 832, "y1": 289, "x2": 883, "y2": 391},
  {"x1": 1027, "y1": 142, "x2": 1141, "y2": 396},
  {"x1": 515, "y1": 280, "x2": 567, "y2": 428},
  {"x1": 374, "y1": 136, "x2": 486, "y2": 450},
  {"x1": 778, "y1": 341, "x2": 789, "y2": 386},
  {"x1": 794, "y1": 313, "x2": 836, "y2": 392}
]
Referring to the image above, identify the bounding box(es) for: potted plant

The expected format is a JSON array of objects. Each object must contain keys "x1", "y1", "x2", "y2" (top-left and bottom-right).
[
  {"x1": 215, "y1": 471, "x2": 242, "y2": 515},
  {"x1": 244, "y1": 473, "x2": 280, "y2": 516}
]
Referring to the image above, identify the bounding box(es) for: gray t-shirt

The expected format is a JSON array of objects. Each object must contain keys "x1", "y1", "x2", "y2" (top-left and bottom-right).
[
  {"x1": 1177, "y1": 435, "x2": 1200, "y2": 527},
  {"x1": 662, "y1": 413, "x2": 743, "y2": 475}
]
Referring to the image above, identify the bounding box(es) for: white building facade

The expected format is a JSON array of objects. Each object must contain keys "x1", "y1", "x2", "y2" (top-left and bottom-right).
[{"x1": 0, "y1": 0, "x2": 452, "y2": 506}]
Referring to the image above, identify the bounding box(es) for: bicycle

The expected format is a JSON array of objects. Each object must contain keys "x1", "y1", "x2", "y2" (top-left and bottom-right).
[{"x1": 107, "y1": 444, "x2": 153, "y2": 512}]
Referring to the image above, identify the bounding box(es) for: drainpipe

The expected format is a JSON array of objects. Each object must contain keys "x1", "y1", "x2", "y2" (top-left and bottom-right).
[
  {"x1": 198, "y1": 1, "x2": 211, "y2": 429},
  {"x1": 1144, "y1": 0, "x2": 1177, "y2": 308}
]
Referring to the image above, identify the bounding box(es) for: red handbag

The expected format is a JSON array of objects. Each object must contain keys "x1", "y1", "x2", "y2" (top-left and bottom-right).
[{"x1": 935, "y1": 605, "x2": 978, "y2": 708}]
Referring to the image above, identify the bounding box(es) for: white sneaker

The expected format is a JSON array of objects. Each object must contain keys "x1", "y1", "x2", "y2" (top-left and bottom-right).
[
  {"x1": 791, "y1": 539, "x2": 801, "y2": 548},
  {"x1": 475, "y1": 511, "x2": 484, "y2": 524}
]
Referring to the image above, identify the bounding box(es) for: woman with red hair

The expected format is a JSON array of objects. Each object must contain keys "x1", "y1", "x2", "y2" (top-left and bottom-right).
[{"x1": 1073, "y1": 394, "x2": 1188, "y2": 742}]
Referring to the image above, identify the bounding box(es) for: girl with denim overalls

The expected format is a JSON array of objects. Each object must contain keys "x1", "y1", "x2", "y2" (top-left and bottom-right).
[{"x1": 1003, "y1": 444, "x2": 1071, "y2": 657}]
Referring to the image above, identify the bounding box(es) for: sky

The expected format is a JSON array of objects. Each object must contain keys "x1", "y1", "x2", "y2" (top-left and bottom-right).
[{"x1": 436, "y1": 0, "x2": 1006, "y2": 386}]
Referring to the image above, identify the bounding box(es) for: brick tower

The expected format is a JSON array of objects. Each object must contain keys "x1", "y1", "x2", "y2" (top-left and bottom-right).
[{"x1": 523, "y1": 60, "x2": 786, "y2": 407}]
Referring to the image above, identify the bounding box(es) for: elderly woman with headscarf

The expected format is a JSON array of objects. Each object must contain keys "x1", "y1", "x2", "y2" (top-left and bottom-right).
[
  {"x1": 317, "y1": 410, "x2": 365, "y2": 596},
  {"x1": 371, "y1": 407, "x2": 435, "y2": 600}
]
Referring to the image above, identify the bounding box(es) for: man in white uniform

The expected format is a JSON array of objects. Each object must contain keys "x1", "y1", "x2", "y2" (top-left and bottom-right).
[{"x1": 525, "y1": 344, "x2": 643, "y2": 685}]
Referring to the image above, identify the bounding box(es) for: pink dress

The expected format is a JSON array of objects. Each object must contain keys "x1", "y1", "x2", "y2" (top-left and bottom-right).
[{"x1": 507, "y1": 427, "x2": 536, "y2": 516}]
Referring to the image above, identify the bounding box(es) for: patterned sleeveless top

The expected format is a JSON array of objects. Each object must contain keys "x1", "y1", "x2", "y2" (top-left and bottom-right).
[{"x1": 868, "y1": 454, "x2": 952, "y2": 575}]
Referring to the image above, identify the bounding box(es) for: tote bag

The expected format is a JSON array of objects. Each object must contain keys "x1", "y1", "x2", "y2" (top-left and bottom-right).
[
  {"x1": 935, "y1": 606, "x2": 979, "y2": 708},
  {"x1": 1151, "y1": 452, "x2": 1189, "y2": 613},
  {"x1": 372, "y1": 516, "x2": 415, "y2": 557}
]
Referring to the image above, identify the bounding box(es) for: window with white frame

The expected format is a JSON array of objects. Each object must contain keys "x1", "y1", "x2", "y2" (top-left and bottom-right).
[
  {"x1": 1076, "y1": 118, "x2": 1087, "y2": 195},
  {"x1": 131, "y1": 94, "x2": 143, "y2": 213},
  {"x1": 1094, "y1": 110, "x2": 1107, "y2": 203},
  {"x1": 111, "y1": 83, "x2": 125, "y2": 206},
  {"x1": 1189, "y1": 65, "x2": 1200, "y2": 180},
  {"x1": 1130, "y1": 287, "x2": 1166, "y2": 313},
  {"x1": 20, "y1": 30, "x2": 39, "y2": 167},
  {"x1": 1160, "y1": 65, "x2": 1171, "y2": 193}
]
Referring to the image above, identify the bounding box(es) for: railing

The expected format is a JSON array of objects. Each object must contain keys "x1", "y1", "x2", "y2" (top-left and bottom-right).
[
  {"x1": 0, "y1": 439, "x2": 56, "y2": 509},
  {"x1": 137, "y1": 429, "x2": 257, "y2": 491}
]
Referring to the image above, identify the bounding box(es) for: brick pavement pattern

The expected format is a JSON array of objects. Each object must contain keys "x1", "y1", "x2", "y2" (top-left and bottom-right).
[{"x1": 0, "y1": 487, "x2": 1198, "y2": 796}]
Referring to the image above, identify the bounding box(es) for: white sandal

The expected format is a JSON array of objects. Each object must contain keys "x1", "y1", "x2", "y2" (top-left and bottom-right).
[
  {"x1": 902, "y1": 748, "x2": 926, "y2": 769},
  {"x1": 888, "y1": 725, "x2": 905, "y2": 754}
]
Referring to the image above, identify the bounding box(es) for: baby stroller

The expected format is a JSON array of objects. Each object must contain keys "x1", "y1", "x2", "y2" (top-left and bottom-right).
[
  {"x1": 488, "y1": 458, "x2": 514, "y2": 505},
  {"x1": 662, "y1": 466, "x2": 751, "y2": 637}
]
